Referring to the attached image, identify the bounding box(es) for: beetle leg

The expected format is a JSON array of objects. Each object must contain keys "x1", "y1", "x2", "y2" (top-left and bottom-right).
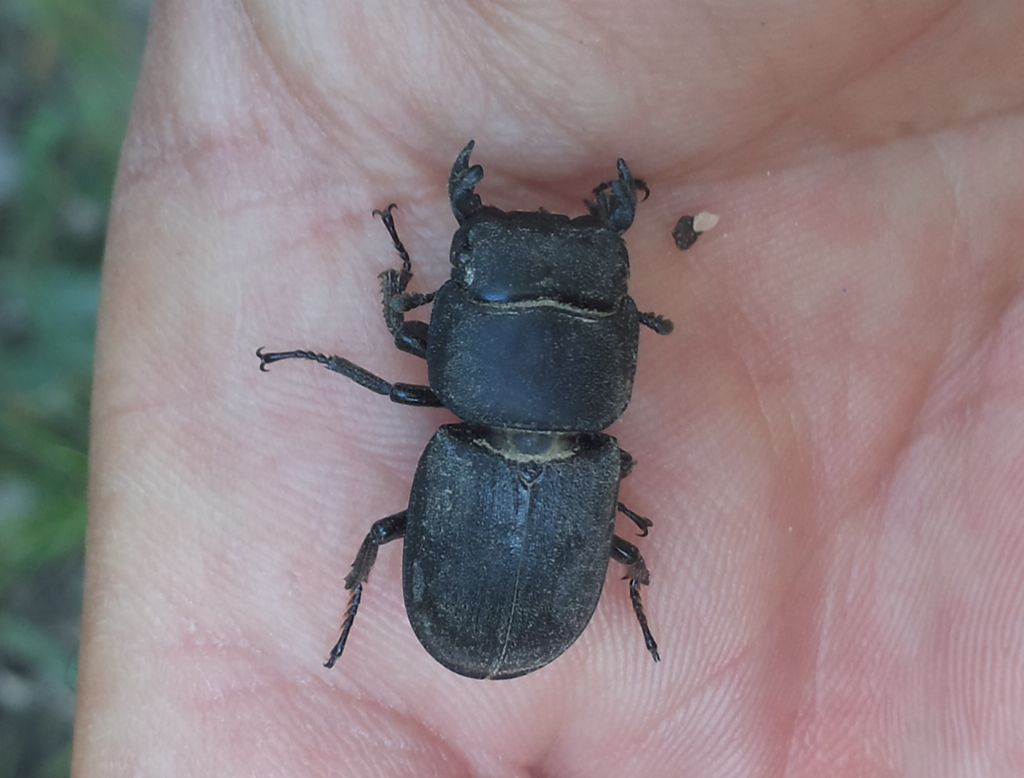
[
  {"x1": 325, "y1": 511, "x2": 407, "y2": 668},
  {"x1": 617, "y1": 453, "x2": 653, "y2": 535},
  {"x1": 380, "y1": 269, "x2": 431, "y2": 358},
  {"x1": 638, "y1": 311, "x2": 674, "y2": 335},
  {"x1": 610, "y1": 535, "x2": 660, "y2": 662},
  {"x1": 374, "y1": 204, "x2": 434, "y2": 359},
  {"x1": 617, "y1": 502, "x2": 653, "y2": 537},
  {"x1": 256, "y1": 348, "x2": 442, "y2": 406},
  {"x1": 619, "y1": 449, "x2": 635, "y2": 479},
  {"x1": 373, "y1": 204, "x2": 413, "y2": 288}
]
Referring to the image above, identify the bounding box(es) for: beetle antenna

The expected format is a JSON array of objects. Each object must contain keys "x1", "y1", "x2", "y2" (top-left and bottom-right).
[{"x1": 449, "y1": 140, "x2": 484, "y2": 224}]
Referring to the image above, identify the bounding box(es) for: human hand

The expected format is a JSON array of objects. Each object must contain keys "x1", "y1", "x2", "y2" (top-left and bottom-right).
[{"x1": 75, "y1": 2, "x2": 1024, "y2": 775}]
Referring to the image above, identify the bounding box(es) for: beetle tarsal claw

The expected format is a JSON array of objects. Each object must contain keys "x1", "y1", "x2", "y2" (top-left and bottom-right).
[
  {"x1": 255, "y1": 347, "x2": 272, "y2": 371},
  {"x1": 372, "y1": 203, "x2": 398, "y2": 220}
]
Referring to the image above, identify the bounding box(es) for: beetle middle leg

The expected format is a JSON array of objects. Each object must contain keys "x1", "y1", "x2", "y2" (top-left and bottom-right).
[
  {"x1": 611, "y1": 535, "x2": 660, "y2": 662},
  {"x1": 617, "y1": 502, "x2": 653, "y2": 537},
  {"x1": 256, "y1": 348, "x2": 441, "y2": 406},
  {"x1": 324, "y1": 510, "x2": 407, "y2": 668},
  {"x1": 374, "y1": 204, "x2": 434, "y2": 358}
]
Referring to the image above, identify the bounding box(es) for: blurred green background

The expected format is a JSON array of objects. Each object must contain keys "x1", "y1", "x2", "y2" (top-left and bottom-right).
[{"x1": 0, "y1": 0, "x2": 149, "y2": 775}]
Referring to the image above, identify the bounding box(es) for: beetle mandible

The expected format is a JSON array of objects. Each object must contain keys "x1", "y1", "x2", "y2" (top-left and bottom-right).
[{"x1": 257, "y1": 141, "x2": 673, "y2": 679}]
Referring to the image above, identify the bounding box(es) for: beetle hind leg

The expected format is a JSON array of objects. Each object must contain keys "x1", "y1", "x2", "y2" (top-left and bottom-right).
[
  {"x1": 324, "y1": 511, "x2": 407, "y2": 669},
  {"x1": 374, "y1": 204, "x2": 433, "y2": 358},
  {"x1": 610, "y1": 535, "x2": 660, "y2": 662}
]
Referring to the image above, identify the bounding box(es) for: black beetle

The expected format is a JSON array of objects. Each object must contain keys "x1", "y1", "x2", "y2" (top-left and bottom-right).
[{"x1": 257, "y1": 141, "x2": 673, "y2": 679}]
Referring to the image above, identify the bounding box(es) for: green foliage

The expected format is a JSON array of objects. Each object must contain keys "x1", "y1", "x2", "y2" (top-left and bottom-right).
[
  {"x1": 0, "y1": 0, "x2": 149, "y2": 774},
  {"x1": 1, "y1": 261, "x2": 96, "y2": 589}
]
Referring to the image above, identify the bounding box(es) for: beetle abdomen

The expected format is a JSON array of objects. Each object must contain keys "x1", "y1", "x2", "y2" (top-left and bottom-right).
[
  {"x1": 403, "y1": 425, "x2": 620, "y2": 679},
  {"x1": 427, "y1": 282, "x2": 640, "y2": 432}
]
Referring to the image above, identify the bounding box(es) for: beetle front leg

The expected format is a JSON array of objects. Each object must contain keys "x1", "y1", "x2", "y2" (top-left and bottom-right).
[
  {"x1": 610, "y1": 535, "x2": 660, "y2": 662},
  {"x1": 256, "y1": 348, "x2": 442, "y2": 406},
  {"x1": 374, "y1": 204, "x2": 434, "y2": 358},
  {"x1": 324, "y1": 511, "x2": 407, "y2": 669}
]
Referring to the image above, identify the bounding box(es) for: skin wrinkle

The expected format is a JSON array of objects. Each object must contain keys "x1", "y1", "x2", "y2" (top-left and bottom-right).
[
  {"x1": 635, "y1": 640, "x2": 775, "y2": 775},
  {"x1": 649, "y1": 546, "x2": 817, "y2": 732},
  {"x1": 926, "y1": 137, "x2": 968, "y2": 266},
  {"x1": 712, "y1": 191, "x2": 950, "y2": 769},
  {"x1": 943, "y1": 435, "x2": 985, "y2": 764},
  {"x1": 242, "y1": 3, "x2": 439, "y2": 169},
  {"x1": 311, "y1": 686, "x2": 473, "y2": 773},
  {"x1": 235, "y1": 1, "x2": 332, "y2": 149},
  {"x1": 797, "y1": 525, "x2": 872, "y2": 768},
  {"x1": 650, "y1": 0, "x2": 964, "y2": 184},
  {"x1": 757, "y1": 538, "x2": 830, "y2": 776},
  {"x1": 230, "y1": 5, "x2": 466, "y2": 209},
  {"x1": 457, "y1": 1, "x2": 598, "y2": 128},
  {"x1": 782, "y1": 582, "x2": 828, "y2": 776},
  {"x1": 912, "y1": 249, "x2": 1023, "y2": 440},
  {"x1": 207, "y1": 590, "x2": 466, "y2": 771},
  {"x1": 237, "y1": 4, "x2": 1001, "y2": 201},
  {"x1": 731, "y1": 356, "x2": 832, "y2": 722},
  {"x1": 864, "y1": 386, "x2": 983, "y2": 769},
  {"x1": 838, "y1": 0, "x2": 962, "y2": 90},
  {"x1": 658, "y1": 105, "x2": 1024, "y2": 209},
  {"x1": 118, "y1": 11, "x2": 310, "y2": 193},
  {"x1": 819, "y1": 28, "x2": 1024, "y2": 143},
  {"x1": 197, "y1": 658, "x2": 471, "y2": 775},
  {"x1": 236, "y1": 0, "x2": 351, "y2": 152},
  {"x1": 235, "y1": 0, "x2": 417, "y2": 176},
  {"x1": 667, "y1": 7, "x2": 1023, "y2": 186},
  {"x1": 923, "y1": 308, "x2": 1017, "y2": 437}
]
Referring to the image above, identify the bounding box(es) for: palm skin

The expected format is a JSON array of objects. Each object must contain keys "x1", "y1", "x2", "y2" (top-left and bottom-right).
[{"x1": 74, "y1": 2, "x2": 1024, "y2": 776}]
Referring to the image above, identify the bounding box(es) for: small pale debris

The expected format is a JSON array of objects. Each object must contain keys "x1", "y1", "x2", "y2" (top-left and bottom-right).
[{"x1": 692, "y1": 211, "x2": 719, "y2": 233}]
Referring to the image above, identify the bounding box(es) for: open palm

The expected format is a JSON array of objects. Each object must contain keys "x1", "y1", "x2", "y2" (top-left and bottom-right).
[{"x1": 75, "y1": 2, "x2": 1024, "y2": 775}]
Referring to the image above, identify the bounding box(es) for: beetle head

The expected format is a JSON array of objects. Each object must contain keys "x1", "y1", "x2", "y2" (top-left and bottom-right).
[
  {"x1": 447, "y1": 143, "x2": 640, "y2": 313},
  {"x1": 449, "y1": 141, "x2": 646, "y2": 234},
  {"x1": 450, "y1": 213, "x2": 629, "y2": 312}
]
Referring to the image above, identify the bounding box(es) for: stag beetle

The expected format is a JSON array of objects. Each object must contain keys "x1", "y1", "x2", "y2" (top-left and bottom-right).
[{"x1": 257, "y1": 141, "x2": 673, "y2": 679}]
